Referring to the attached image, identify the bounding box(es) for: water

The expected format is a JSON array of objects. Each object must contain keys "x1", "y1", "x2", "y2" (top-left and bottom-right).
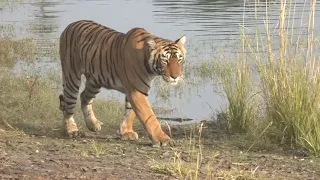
[{"x1": 1, "y1": 0, "x2": 320, "y2": 121}]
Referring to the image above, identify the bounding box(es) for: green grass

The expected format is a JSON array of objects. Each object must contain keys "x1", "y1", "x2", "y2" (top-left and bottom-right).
[
  {"x1": 214, "y1": 56, "x2": 256, "y2": 134},
  {"x1": 195, "y1": 39, "x2": 258, "y2": 135},
  {"x1": 0, "y1": 68, "x2": 124, "y2": 137},
  {"x1": 0, "y1": 36, "x2": 35, "y2": 68},
  {"x1": 0, "y1": 0, "x2": 23, "y2": 10}
]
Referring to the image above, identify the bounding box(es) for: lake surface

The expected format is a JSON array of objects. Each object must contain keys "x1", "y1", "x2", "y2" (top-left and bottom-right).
[{"x1": 1, "y1": 0, "x2": 320, "y2": 122}]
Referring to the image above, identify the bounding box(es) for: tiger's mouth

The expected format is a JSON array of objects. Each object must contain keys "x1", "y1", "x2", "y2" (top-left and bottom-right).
[{"x1": 162, "y1": 75, "x2": 180, "y2": 85}]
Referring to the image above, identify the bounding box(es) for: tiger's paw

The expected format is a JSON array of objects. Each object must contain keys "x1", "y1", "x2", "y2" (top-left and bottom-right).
[
  {"x1": 85, "y1": 118, "x2": 103, "y2": 132},
  {"x1": 151, "y1": 133, "x2": 175, "y2": 148},
  {"x1": 121, "y1": 131, "x2": 139, "y2": 141},
  {"x1": 66, "y1": 121, "x2": 79, "y2": 138},
  {"x1": 67, "y1": 131, "x2": 79, "y2": 138}
]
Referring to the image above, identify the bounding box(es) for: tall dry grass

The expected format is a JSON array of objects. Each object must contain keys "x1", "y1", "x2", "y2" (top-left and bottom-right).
[
  {"x1": 199, "y1": 0, "x2": 320, "y2": 156},
  {"x1": 256, "y1": 0, "x2": 320, "y2": 156},
  {"x1": 231, "y1": 0, "x2": 320, "y2": 156}
]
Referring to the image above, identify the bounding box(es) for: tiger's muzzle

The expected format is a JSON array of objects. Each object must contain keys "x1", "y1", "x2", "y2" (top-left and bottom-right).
[{"x1": 162, "y1": 58, "x2": 182, "y2": 85}]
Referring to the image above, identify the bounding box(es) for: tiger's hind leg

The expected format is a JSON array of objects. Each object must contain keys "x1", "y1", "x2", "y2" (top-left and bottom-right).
[
  {"x1": 120, "y1": 97, "x2": 139, "y2": 141},
  {"x1": 59, "y1": 74, "x2": 81, "y2": 138},
  {"x1": 80, "y1": 76, "x2": 103, "y2": 132}
]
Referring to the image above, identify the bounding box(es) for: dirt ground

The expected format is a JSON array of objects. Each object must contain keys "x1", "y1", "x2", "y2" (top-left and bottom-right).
[{"x1": 0, "y1": 121, "x2": 319, "y2": 180}]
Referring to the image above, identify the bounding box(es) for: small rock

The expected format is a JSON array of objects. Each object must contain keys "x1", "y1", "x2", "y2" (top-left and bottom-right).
[
  {"x1": 92, "y1": 166, "x2": 103, "y2": 172},
  {"x1": 48, "y1": 159, "x2": 60, "y2": 163},
  {"x1": 67, "y1": 173, "x2": 76, "y2": 179},
  {"x1": 162, "y1": 151, "x2": 170, "y2": 158},
  {"x1": 294, "y1": 148, "x2": 308, "y2": 157},
  {"x1": 81, "y1": 167, "x2": 89, "y2": 172}
]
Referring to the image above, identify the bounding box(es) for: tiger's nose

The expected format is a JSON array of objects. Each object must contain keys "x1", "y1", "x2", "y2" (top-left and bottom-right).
[{"x1": 170, "y1": 75, "x2": 179, "y2": 79}]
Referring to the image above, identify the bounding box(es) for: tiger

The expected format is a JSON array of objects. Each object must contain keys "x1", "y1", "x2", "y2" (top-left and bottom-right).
[{"x1": 58, "y1": 20, "x2": 186, "y2": 147}]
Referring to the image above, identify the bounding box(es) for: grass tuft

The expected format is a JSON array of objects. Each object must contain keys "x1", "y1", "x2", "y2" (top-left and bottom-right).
[{"x1": 214, "y1": 56, "x2": 256, "y2": 134}]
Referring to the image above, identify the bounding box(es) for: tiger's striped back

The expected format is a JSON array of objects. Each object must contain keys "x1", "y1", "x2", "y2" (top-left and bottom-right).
[{"x1": 60, "y1": 20, "x2": 125, "y2": 91}]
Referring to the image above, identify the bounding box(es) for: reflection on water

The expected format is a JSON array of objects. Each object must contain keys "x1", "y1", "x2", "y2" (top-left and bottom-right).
[
  {"x1": 153, "y1": 0, "x2": 320, "y2": 54},
  {"x1": 26, "y1": 0, "x2": 60, "y2": 59},
  {"x1": 1, "y1": 0, "x2": 320, "y2": 121}
]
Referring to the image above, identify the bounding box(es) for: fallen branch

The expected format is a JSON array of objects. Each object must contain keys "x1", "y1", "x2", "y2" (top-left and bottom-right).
[{"x1": 157, "y1": 117, "x2": 194, "y2": 123}]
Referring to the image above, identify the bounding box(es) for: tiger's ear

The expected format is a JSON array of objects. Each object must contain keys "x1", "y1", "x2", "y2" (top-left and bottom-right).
[
  {"x1": 175, "y1": 35, "x2": 186, "y2": 46},
  {"x1": 146, "y1": 38, "x2": 157, "y2": 50}
]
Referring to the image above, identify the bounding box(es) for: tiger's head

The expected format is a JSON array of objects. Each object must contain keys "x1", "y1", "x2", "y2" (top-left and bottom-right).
[{"x1": 146, "y1": 35, "x2": 186, "y2": 85}]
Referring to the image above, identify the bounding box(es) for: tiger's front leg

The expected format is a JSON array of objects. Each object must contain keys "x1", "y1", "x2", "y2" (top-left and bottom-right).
[
  {"x1": 120, "y1": 97, "x2": 139, "y2": 141},
  {"x1": 126, "y1": 91, "x2": 173, "y2": 147}
]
